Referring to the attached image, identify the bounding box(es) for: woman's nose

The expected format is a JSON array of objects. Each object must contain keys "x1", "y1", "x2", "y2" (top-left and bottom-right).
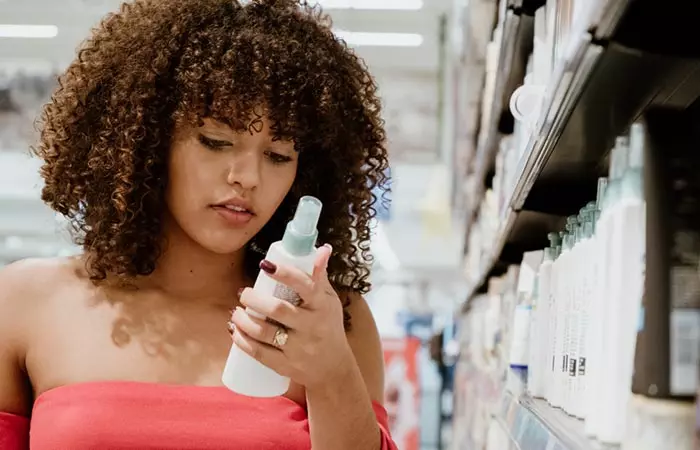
[{"x1": 226, "y1": 149, "x2": 261, "y2": 190}]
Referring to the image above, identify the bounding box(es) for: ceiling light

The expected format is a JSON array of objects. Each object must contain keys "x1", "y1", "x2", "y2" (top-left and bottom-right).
[
  {"x1": 314, "y1": 0, "x2": 423, "y2": 10},
  {"x1": 0, "y1": 24, "x2": 58, "y2": 39},
  {"x1": 334, "y1": 31, "x2": 423, "y2": 47}
]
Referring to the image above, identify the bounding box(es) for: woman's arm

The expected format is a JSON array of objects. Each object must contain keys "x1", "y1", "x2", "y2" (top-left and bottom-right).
[
  {"x1": 0, "y1": 261, "x2": 36, "y2": 450},
  {"x1": 305, "y1": 292, "x2": 393, "y2": 450}
]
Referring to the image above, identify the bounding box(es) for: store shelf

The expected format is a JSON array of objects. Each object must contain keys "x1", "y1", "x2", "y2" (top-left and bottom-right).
[
  {"x1": 489, "y1": 370, "x2": 616, "y2": 450},
  {"x1": 463, "y1": 209, "x2": 563, "y2": 300},
  {"x1": 496, "y1": 391, "x2": 617, "y2": 450},
  {"x1": 463, "y1": 208, "x2": 563, "y2": 300},
  {"x1": 463, "y1": 0, "x2": 700, "y2": 303},
  {"x1": 511, "y1": 40, "x2": 700, "y2": 216},
  {"x1": 463, "y1": 7, "x2": 534, "y2": 248}
]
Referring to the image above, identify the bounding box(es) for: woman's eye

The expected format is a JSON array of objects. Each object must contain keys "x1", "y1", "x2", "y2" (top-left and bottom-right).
[
  {"x1": 198, "y1": 134, "x2": 231, "y2": 150},
  {"x1": 266, "y1": 151, "x2": 293, "y2": 165}
]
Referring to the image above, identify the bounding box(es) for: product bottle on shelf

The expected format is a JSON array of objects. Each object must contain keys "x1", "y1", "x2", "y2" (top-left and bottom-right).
[
  {"x1": 565, "y1": 215, "x2": 582, "y2": 416},
  {"x1": 596, "y1": 124, "x2": 647, "y2": 445},
  {"x1": 572, "y1": 202, "x2": 596, "y2": 418},
  {"x1": 545, "y1": 232, "x2": 562, "y2": 405},
  {"x1": 583, "y1": 177, "x2": 609, "y2": 431},
  {"x1": 595, "y1": 134, "x2": 632, "y2": 443},
  {"x1": 510, "y1": 252, "x2": 543, "y2": 376},
  {"x1": 553, "y1": 222, "x2": 575, "y2": 410},
  {"x1": 527, "y1": 242, "x2": 555, "y2": 399}
]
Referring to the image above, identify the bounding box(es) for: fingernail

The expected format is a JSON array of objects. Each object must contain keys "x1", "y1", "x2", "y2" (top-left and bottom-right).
[
  {"x1": 259, "y1": 259, "x2": 277, "y2": 274},
  {"x1": 227, "y1": 320, "x2": 235, "y2": 334},
  {"x1": 324, "y1": 243, "x2": 333, "y2": 253},
  {"x1": 237, "y1": 287, "x2": 245, "y2": 297}
]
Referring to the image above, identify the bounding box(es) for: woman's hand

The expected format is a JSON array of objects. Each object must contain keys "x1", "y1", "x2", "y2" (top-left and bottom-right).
[{"x1": 229, "y1": 244, "x2": 354, "y2": 390}]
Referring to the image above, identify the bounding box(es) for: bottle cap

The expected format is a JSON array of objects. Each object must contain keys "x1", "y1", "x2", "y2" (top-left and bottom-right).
[
  {"x1": 627, "y1": 122, "x2": 645, "y2": 170},
  {"x1": 610, "y1": 136, "x2": 629, "y2": 179},
  {"x1": 282, "y1": 196, "x2": 322, "y2": 256},
  {"x1": 547, "y1": 232, "x2": 561, "y2": 246}
]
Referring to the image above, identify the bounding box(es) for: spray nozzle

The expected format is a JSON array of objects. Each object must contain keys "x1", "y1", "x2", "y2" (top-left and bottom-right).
[
  {"x1": 547, "y1": 232, "x2": 561, "y2": 247},
  {"x1": 291, "y1": 196, "x2": 322, "y2": 236},
  {"x1": 282, "y1": 196, "x2": 323, "y2": 256}
]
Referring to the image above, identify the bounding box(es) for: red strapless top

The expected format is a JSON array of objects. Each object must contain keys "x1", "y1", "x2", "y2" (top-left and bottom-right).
[{"x1": 0, "y1": 381, "x2": 396, "y2": 449}]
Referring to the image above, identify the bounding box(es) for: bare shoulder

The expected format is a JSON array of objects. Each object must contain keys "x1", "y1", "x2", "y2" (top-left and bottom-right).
[
  {"x1": 0, "y1": 257, "x2": 85, "y2": 333},
  {"x1": 344, "y1": 292, "x2": 385, "y2": 404},
  {"x1": 0, "y1": 257, "x2": 84, "y2": 415},
  {"x1": 0, "y1": 256, "x2": 84, "y2": 301}
]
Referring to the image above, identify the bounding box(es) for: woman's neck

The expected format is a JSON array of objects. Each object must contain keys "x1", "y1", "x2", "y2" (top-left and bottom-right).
[{"x1": 142, "y1": 220, "x2": 249, "y2": 305}]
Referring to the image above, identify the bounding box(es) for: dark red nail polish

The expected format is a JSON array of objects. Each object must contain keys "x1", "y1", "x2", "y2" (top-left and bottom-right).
[{"x1": 259, "y1": 259, "x2": 277, "y2": 274}]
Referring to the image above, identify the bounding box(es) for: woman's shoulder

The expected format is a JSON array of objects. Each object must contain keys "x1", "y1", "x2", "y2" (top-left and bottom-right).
[
  {"x1": 0, "y1": 257, "x2": 86, "y2": 416},
  {"x1": 0, "y1": 255, "x2": 84, "y2": 288},
  {"x1": 0, "y1": 257, "x2": 85, "y2": 317}
]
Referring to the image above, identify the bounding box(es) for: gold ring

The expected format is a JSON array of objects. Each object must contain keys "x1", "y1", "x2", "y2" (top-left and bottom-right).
[{"x1": 272, "y1": 327, "x2": 289, "y2": 348}]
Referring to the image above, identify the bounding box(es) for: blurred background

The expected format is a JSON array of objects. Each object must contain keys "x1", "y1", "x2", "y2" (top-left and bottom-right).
[{"x1": 2, "y1": 1, "x2": 700, "y2": 449}]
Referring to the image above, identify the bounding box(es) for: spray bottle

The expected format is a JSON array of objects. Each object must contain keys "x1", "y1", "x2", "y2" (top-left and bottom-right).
[{"x1": 222, "y1": 196, "x2": 323, "y2": 397}]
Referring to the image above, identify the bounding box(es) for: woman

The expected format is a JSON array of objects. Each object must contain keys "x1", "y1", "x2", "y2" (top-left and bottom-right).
[{"x1": 0, "y1": 0, "x2": 396, "y2": 448}]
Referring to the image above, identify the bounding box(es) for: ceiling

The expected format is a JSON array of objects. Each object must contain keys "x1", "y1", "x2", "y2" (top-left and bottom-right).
[
  {"x1": 0, "y1": 0, "x2": 458, "y2": 162},
  {"x1": 0, "y1": 0, "x2": 453, "y2": 73}
]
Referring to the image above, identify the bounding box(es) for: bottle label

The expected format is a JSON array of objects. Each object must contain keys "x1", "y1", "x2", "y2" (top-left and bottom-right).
[
  {"x1": 578, "y1": 357, "x2": 586, "y2": 376},
  {"x1": 670, "y1": 308, "x2": 700, "y2": 396},
  {"x1": 568, "y1": 357, "x2": 577, "y2": 377},
  {"x1": 562, "y1": 355, "x2": 568, "y2": 373},
  {"x1": 273, "y1": 283, "x2": 302, "y2": 306}
]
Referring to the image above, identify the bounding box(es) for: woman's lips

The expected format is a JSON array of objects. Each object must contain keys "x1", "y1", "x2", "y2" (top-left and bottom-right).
[{"x1": 211, "y1": 205, "x2": 254, "y2": 226}]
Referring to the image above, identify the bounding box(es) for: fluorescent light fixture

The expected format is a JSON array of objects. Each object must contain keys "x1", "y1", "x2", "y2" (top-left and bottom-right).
[
  {"x1": 0, "y1": 24, "x2": 58, "y2": 39},
  {"x1": 313, "y1": 0, "x2": 423, "y2": 10},
  {"x1": 334, "y1": 30, "x2": 423, "y2": 47}
]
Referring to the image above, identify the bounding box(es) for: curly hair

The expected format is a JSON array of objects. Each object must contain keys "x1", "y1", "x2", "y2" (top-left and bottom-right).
[{"x1": 33, "y1": 0, "x2": 389, "y2": 327}]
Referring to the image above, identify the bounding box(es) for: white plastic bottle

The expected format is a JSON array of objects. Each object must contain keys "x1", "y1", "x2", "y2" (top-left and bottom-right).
[
  {"x1": 598, "y1": 125, "x2": 646, "y2": 445},
  {"x1": 527, "y1": 242, "x2": 554, "y2": 398},
  {"x1": 572, "y1": 203, "x2": 595, "y2": 418},
  {"x1": 582, "y1": 178, "x2": 607, "y2": 430},
  {"x1": 565, "y1": 215, "x2": 583, "y2": 415},
  {"x1": 545, "y1": 234, "x2": 561, "y2": 405},
  {"x1": 552, "y1": 226, "x2": 573, "y2": 409},
  {"x1": 222, "y1": 196, "x2": 323, "y2": 397},
  {"x1": 586, "y1": 137, "x2": 628, "y2": 437}
]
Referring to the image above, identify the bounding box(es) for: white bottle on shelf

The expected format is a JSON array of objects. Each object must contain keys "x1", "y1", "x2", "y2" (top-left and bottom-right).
[
  {"x1": 552, "y1": 226, "x2": 573, "y2": 410},
  {"x1": 586, "y1": 136, "x2": 629, "y2": 438},
  {"x1": 511, "y1": 251, "x2": 542, "y2": 375},
  {"x1": 563, "y1": 215, "x2": 582, "y2": 415},
  {"x1": 597, "y1": 125, "x2": 646, "y2": 445},
  {"x1": 572, "y1": 203, "x2": 595, "y2": 418},
  {"x1": 527, "y1": 243, "x2": 555, "y2": 398},
  {"x1": 583, "y1": 178, "x2": 608, "y2": 431},
  {"x1": 222, "y1": 196, "x2": 322, "y2": 398},
  {"x1": 545, "y1": 233, "x2": 562, "y2": 405}
]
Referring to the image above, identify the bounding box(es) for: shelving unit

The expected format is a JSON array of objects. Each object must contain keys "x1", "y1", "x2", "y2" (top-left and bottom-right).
[
  {"x1": 490, "y1": 370, "x2": 616, "y2": 450},
  {"x1": 453, "y1": 1, "x2": 700, "y2": 449},
  {"x1": 461, "y1": 0, "x2": 700, "y2": 302},
  {"x1": 462, "y1": 7, "x2": 533, "y2": 252}
]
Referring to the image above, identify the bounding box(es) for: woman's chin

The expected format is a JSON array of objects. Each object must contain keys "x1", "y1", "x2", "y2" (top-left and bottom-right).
[
  {"x1": 180, "y1": 224, "x2": 256, "y2": 256},
  {"x1": 202, "y1": 241, "x2": 249, "y2": 256},
  {"x1": 195, "y1": 235, "x2": 251, "y2": 256}
]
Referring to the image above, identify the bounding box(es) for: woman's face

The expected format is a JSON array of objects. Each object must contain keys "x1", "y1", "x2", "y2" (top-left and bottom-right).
[{"x1": 165, "y1": 117, "x2": 298, "y2": 254}]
